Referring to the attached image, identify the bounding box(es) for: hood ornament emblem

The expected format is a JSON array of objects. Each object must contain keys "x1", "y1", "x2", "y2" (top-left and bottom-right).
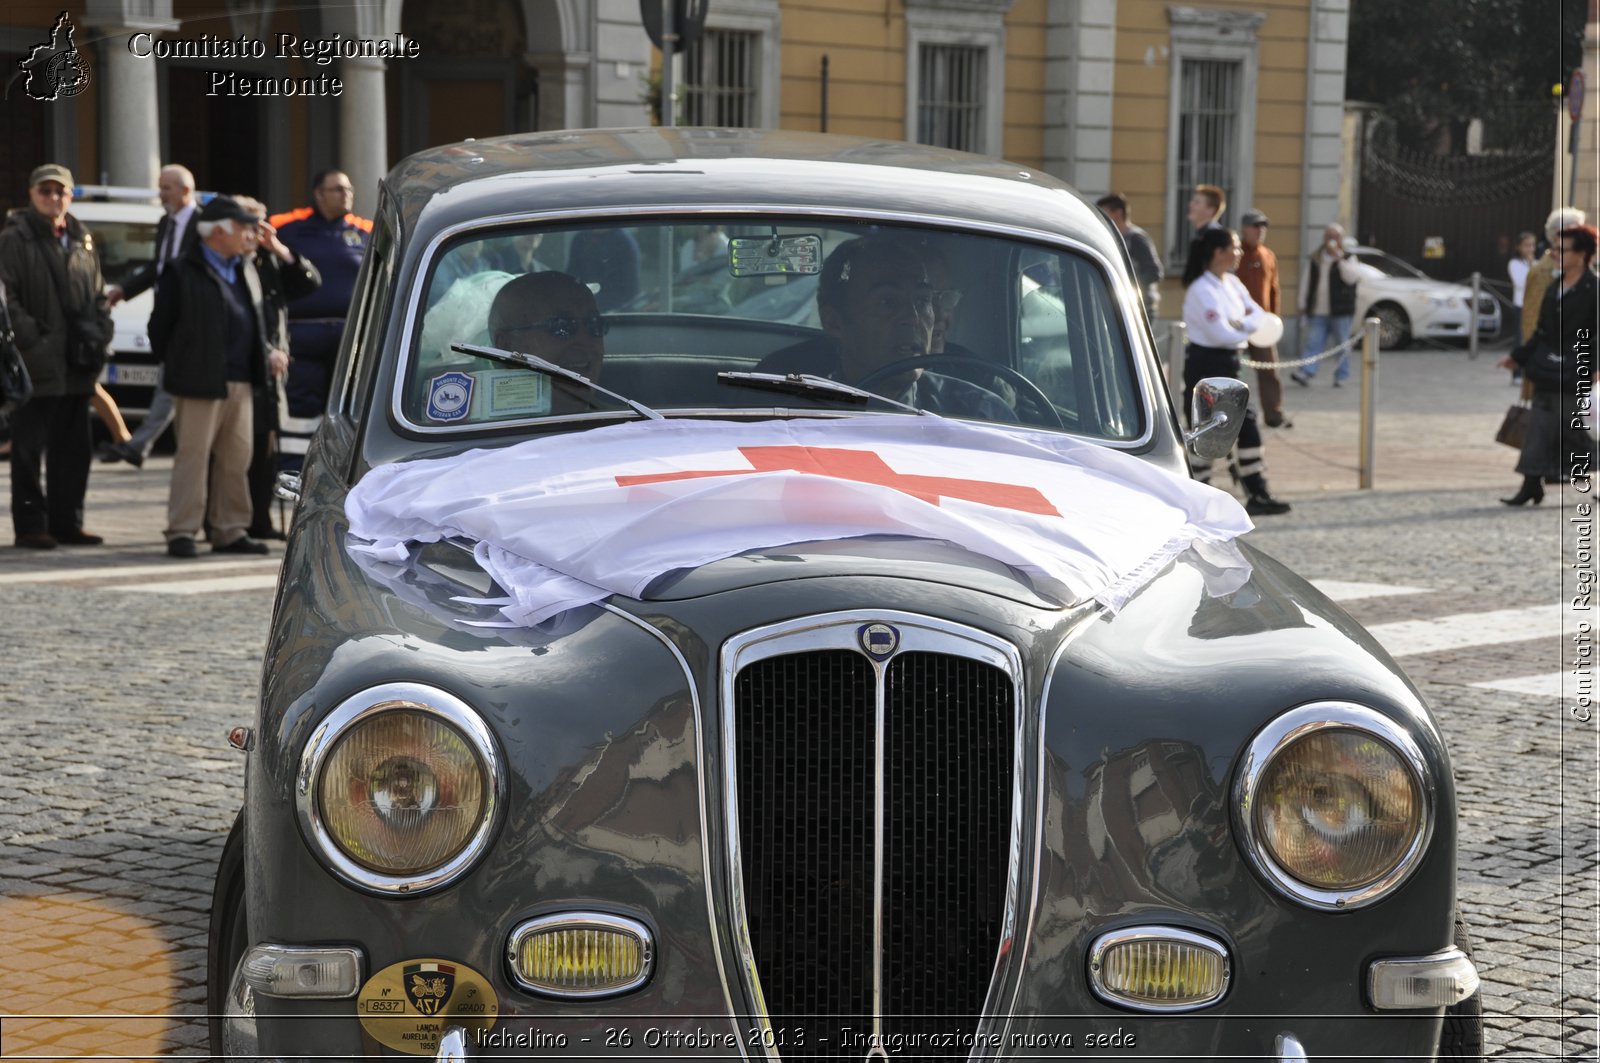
[{"x1": 858, "y1": 622, "x2": 899, "y2": 660}]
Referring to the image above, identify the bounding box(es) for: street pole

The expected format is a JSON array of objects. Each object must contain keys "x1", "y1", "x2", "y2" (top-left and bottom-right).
[
  {"x1": 1359, "y1": 317, "x2": 1380, "y2": 489},
  {"x1": 1469, "y1": 271, "x2": 1481, "y2": 360},
  {"x1": 660, "y1": 0, "x2": 676, "y2": 127}
]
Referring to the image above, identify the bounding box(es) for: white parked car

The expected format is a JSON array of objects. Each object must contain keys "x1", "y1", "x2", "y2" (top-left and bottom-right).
[
  {"x1": 72, "y1": 187, "x2": 165, "y2": 418},
  {"x1": 1348, "y1": 244, "x2": 1500, "y2": 350}
]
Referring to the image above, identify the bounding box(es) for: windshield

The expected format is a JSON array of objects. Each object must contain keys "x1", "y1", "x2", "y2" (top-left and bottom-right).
[
  {"x1": 1354, "y1": 250, "x2": 1426, "y2": 279},
  {"x1": 402, "y1": 218, "x2": 1143, "y2": 440},
  {"x1": 85, "y1": 219, "x2": 158, "y2": 288}
]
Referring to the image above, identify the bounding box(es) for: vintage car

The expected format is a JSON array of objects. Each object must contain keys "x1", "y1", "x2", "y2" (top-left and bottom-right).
[{"x1": 208, "y1": 128, "x2": 1482, "y2": 1062}]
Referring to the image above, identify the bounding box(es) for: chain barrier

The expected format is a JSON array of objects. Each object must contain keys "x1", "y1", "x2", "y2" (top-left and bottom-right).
[{"x1": 1239, "y1": 330, "x2": 1361, "y2": 372}]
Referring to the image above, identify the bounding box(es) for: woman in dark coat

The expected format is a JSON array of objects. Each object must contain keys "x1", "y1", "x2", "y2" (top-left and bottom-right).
[{"x1": 1500, "y1": 223, "x2": 1600, "y2": 505}]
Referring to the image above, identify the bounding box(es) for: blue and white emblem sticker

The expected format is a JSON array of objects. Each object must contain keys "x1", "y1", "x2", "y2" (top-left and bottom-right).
[
  {"x1": 426, "y1": 371, "x2": 473, "y2": 422},
  {"x1": 858, "y1": 622, "x2": 899, "y2": 660}
]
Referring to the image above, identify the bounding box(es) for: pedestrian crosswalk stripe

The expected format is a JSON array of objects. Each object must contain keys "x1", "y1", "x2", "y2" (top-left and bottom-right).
[
  {"x1": 1363, "y1": 605, "x2": 1562, "y2": 657},
  {"x1": 1311, "y1": 579, "x2": 1429, "y2": 601},
  {"x1": 1469, "y1": 673, "x2": 1565, "y2": 697},
  {"x1": 114, "y1": 574, "x2": 281, "y2": 595},
  {"x1": 0, "y1": 559, "x2": 279, "y2": 585}
]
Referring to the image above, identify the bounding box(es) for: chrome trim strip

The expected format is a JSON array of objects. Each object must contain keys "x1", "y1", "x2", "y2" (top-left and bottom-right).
[
  {"x1": 596, "y1": 602, "x2": 747, "y2": 1059},
  {"x1": 719, "y1": 611, "x2": 1026, "y2": 1059},
  {"x1": 1233, "y1": 702, "x2": 1436, "y2": 911},
  {"x1": 294, "y1": 682, "x2": 504, "y2": 896},
  {"x1": 388, "y1": 204, "x2": 1156, "y2": 450},
  {"x1": 1367, "y1": 946, "x2": 1480, "y2": 1009},
  {"x1": 1274, "y1": 1032, "x2": 1308, "y2": 1062},
  {"x1": 1085, "y1": 925, "x2": 1231, "y2": 1012},
  {"x1": 871, "y1": 647, "x2": 886, "y2": 1056},
  {"x1": 990, "y1": 608, "x2": 1101, "y2": 1054},
  {"x1": 506, "y1": 911, "x2": 655, "y2": 998}
]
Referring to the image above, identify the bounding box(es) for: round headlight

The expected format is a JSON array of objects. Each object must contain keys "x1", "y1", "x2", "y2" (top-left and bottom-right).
[
  {"x1": 298, "y1": 683, "x2": 502, "y2": 894},
  {"x1": 1237, "y1": 704, "x2": 1433, "y2": 910}
]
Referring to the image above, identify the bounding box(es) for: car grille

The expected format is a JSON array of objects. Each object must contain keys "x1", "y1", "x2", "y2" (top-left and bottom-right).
[{"x1": 733, "y1": 648, "x2": 1014, "y2": 1059}]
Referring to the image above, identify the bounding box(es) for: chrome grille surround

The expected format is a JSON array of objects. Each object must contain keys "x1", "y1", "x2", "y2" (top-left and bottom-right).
[{"x1": 721, "y1": 612, "x2": 1025, "y2": 1061}]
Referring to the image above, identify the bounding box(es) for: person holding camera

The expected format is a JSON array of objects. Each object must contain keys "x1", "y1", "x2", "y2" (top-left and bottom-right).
[
  {"x1": 1291, "y1": 222, "x2": 1365, "y2": 388},
  {"x1": 0, "y1": 163, "x2": 113, "y2": 549}
]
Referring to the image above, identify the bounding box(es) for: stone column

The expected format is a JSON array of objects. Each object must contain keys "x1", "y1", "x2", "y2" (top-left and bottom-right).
[
  {"x1": 339, "y1": 57, "x2": 389, "y2": 210},
  {"x1": 91, "y1": 22, "x2": 174, "y2": 188}
]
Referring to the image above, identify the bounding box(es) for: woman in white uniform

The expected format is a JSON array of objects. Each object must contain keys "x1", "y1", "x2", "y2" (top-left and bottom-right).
[{"x1": 1181, "y1": 226, "x2": 1291, "y2": 516}]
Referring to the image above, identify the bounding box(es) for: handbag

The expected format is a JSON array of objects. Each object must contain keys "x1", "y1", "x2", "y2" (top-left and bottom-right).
[
  {"x1": 0, "y1": 283, "x2": 33, "y2": 417},
  {"x1": 1495, "y1": 401, "x2": 1530, "y2": 449},
  {"x1": 39, "y1": 232, "x2": 110, "y2": 375}
]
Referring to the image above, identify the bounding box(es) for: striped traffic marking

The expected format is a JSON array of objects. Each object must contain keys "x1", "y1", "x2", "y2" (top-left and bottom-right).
[
  {"x1": 115, "y1": 573, "x2": 282, "y2": 595},
  {"x1": 1361, "y1": 605, "x2": 1562, "y2": 658},
  {"x1": 0, "y1": 558, "x2": 279, "y2": 584}
]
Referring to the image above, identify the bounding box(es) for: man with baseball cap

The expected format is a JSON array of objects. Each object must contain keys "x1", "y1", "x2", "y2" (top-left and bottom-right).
[
  {"x1": 148, "y1": 194, "x2": 286, "y2": 558},
  {"x1": 1237, "y1": 209, "x2": 1289, "y2": 428},
  {"x1": 0, "y1": 163, "x2": 114, "y2": 548}
]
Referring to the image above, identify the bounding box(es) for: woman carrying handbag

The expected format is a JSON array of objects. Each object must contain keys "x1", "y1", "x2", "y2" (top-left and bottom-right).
[{"x1": 1498, "y1": 224, "x2": 1600, "y2": 505}]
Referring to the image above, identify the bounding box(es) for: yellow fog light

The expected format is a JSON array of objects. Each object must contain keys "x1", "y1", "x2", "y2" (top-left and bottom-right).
[
  {"x1": 1087, "y1": 927, "x2": 1230, "y2": 1011},
  {"x1": 508, "y1": 913, "x2": 654, "y2": 998}
]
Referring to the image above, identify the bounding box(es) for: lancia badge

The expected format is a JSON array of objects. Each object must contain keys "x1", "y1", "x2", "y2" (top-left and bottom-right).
[{"x1": 858, "y1": 622, "x2": 899, "y2": 660}]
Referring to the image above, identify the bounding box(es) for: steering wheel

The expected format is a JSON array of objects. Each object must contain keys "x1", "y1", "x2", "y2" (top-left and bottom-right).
[{"x1": 854, "y1": 354, "x2": 1064, "y2": 429}]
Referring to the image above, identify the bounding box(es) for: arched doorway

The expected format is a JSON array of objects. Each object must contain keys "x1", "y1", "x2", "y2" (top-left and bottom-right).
[{"x1": 390, "y1": 0, "x2": 533, "y2": 158}]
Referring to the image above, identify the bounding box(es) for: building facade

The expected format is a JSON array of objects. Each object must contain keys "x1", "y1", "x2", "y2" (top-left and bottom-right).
[{"x1": 2, "y1": 0, "x2": 1346, "y2": 311}]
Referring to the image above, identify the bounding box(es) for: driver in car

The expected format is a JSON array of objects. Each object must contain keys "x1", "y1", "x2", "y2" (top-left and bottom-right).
[
  {"x1": 755, "y1": 235, "x2": 1014, "y2": 421},
  {"x1": 488, "y1": 270, "x2": 607, "y2": 416}
]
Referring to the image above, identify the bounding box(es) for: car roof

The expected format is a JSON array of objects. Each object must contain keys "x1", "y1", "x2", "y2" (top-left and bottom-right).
[{"x1": 385, "y1": 127, "x2": 1120, "y2": 256}]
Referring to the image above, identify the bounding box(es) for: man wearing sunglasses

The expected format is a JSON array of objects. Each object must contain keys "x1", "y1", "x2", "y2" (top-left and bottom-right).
[{"x1": 488, "y1": 270, "x2": 607, "y2": 416}]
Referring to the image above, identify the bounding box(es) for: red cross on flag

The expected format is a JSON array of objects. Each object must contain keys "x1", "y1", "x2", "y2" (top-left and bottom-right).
[{"x1": 347, "y1": 417, "x2": 1253, "y2": 626}]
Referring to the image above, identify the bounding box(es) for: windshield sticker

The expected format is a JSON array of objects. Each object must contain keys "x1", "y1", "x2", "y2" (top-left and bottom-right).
[
  {"x1": 426, "y1": 371, "x2": 473, "y2": 422},
  {"x1": 485, "y1": 370, "x2": 550, "y2": 417},
  {"x1": 729, "y1": 234, "x2": 823, "y2": 276}
]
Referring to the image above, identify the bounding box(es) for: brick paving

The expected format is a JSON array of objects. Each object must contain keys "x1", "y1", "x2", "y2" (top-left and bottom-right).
[{"x1": 0, "y1": 336, "x2": 1595, "y2": 1059}]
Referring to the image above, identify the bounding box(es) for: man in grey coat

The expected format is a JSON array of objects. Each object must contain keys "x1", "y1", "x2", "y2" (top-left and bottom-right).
[{"x1": 0, "y1": 163, "x2": 113, "y2": 549}]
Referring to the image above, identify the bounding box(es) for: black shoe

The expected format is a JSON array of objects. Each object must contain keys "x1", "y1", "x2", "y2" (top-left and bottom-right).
[
  {"x1": 112, "y1": 441, "x2": 145, "y2": 469},
  {"x1": 53, "y1": 529, "x2": 104, "y2": 546},
  {"x1": 167, "y1": 535, "x2": 197, "y2": 558},
  {"x1": 1500, "y1": 483, "x2": 1545, "y2": 507},
  {"x1": 95, "y1": 441, "x2": 121, "y2": 463},
  {"x1": 247, "y1": 526, "x2": 286, "y2": 541},
  {"x1": 214, "y1": 536, "x2": 270, "y2": 555},
  {"x1": 1332, "y1": 379, "x2": 1344, "y2": 388},
  {"x1": 1290, "y1": 372, "x2": 1311, "y2": 387},
  {"x1": 1245, "y1": 493, "x2": 1292, "y2": 516},
  {"x1": 15, "y1": 532, "x2": 57, "y2": 550}
]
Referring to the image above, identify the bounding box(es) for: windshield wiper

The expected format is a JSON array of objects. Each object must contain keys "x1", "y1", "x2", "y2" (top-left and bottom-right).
[
  {"x1": 717, "y1": 371, "x2": 934, "y2": 417},
  {"x1": 451, "y1": 342, "x2": 665, "y2": 421}
]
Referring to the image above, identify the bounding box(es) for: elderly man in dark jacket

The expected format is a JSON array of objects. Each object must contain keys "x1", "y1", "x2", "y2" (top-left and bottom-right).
[
  {"x1": 0, "y1": 163, "x2": 114, "y2": 549},
  {"x1": 149, "y1": 195, "x2": 313, "y2": 558}
]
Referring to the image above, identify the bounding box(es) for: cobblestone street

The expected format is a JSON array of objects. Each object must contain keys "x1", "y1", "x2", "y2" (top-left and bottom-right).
[{"x1": 0, "y1": 340, "x2": 1595, "y2": 1058}]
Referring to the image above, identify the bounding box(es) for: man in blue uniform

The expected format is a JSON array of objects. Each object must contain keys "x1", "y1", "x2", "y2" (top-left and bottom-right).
[{"x1": 269, "y1": 169, "x2": 370, "y2": 468}]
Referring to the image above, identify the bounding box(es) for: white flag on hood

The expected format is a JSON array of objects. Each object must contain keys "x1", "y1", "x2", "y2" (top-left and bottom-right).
[{"x1": 345, "y1": 416, "x2": 1253, "y2": 626}]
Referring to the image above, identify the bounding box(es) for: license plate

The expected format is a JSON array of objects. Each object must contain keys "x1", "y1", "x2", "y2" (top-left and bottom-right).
[{"x1": 103, "y1": 363, "x2": 161, "y2": 387}]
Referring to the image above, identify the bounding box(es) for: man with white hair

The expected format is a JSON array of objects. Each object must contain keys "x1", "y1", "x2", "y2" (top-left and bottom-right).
[
  {"x1": 1521, "y1": 206, "x2": 1588, "y2": 345},
  {"x1": 102, "y1": 163, "x2": 199, "y2": 467},
  {"x1": 148, "y1": 195, "x2": 286, "y2": 558},
  {"x1": 1291, "y1": 222, "x2": 1366, "y2": 388}
]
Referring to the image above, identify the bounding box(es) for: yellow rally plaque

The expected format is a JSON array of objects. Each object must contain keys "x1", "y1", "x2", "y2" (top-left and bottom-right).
[{"x1": 357, "y1": 958, "x2": 499, "y2": 1054}]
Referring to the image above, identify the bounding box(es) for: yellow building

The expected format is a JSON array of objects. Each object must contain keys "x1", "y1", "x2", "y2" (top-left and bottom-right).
[{"x1": 2, "y1": 0, "x2": 1343, "y2": 305}]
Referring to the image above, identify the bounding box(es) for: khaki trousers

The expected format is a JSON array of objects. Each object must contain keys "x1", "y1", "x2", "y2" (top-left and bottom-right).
[{"x1": 166, "y1": 381, "x2": 254, "y2": 545}]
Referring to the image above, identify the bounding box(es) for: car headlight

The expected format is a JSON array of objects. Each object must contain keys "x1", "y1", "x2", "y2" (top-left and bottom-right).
[
  {"x1": 1426, "y1": 295, "x2": 1459, "y2": 308},
  {"x1": 297, "y1": 683, "x2": 503, "y2": 894},
  {"x1": 1235, "y1": 703, "x2": 1433, "y2": 910}
]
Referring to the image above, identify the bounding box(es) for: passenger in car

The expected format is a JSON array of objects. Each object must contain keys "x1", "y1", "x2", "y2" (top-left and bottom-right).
[
  {"x1": 754, "y1": 235, "x2": 1013, "y2": 421},
  {"x1": 487, "y1": 270, "x2": 607, "y2": 416}
]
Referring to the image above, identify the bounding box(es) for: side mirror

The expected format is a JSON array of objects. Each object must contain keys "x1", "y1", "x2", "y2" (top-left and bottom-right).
[{"x1": 1185, "y1": 377, "x2": 1250, "y2": 460}]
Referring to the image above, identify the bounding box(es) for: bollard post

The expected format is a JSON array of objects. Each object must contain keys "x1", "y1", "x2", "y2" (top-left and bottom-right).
[
  {"x1": 1359, "y1": 317, "x2": 1380, "y2": 489},
  {"x1": 1167, "y1": 320, "x2": 1186, "y2": 409},
  {"x1": 1468, "y1": 271, "x2": 1481, "y2": 360}
]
